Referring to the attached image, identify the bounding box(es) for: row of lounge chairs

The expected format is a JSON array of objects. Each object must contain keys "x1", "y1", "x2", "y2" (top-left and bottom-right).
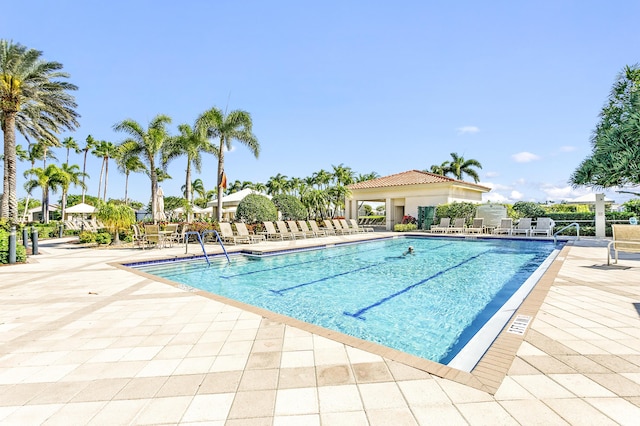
[
  {"x1": 430, "y1": 217, "x2": 555, "y2": 237},
  {"x1": 217, "y1": 219, "x2": 374, "y2": 245},
  {"x1": 64, "y1": 219, "x2": 105, "y2": 232}
]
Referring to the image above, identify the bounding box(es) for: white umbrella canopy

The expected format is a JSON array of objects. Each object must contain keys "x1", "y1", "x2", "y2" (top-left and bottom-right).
[
  {"x1": 154, "y1": 187, "x2": 166, "y2": 221},
  {"x1": 65, "y1": 203, "x2": 97, "y2": 214}
]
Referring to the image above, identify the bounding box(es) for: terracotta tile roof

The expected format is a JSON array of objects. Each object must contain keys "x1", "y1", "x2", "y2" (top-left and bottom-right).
[{"x1": 347, "y1": 169, "x2": 490, "y2": 191}]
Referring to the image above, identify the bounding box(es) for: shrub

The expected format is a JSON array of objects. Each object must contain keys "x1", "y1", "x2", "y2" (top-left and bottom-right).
[
  {"x1": 0, "y1": 229, "x2": 27, "y2": 264},
  {"x1": 79, "y1": 231, "x2": 96, "y2": 244},
  {"x1": 394, "y1": 223, "x2": 418, "y2": 232},
  {"x1": 95, "y1": 232, "x2": 112, "y2": 245},
  {"x1": 435, "y1": 202, "x2": 477, "y2": 225},
  {"x1": 236, "y1": 194, "x2": 278, "y2": 223},
  {"x1": 512, "y1": 201, "x2": 546, "y2": 218},
  {"x1": 272, "y1": 194, "x2": 307, "y2": 220}
]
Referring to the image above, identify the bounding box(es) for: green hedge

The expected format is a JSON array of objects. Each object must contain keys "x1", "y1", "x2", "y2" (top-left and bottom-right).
[{"x1": 0, "y1": 229, "x2": 27, "y2": 264}]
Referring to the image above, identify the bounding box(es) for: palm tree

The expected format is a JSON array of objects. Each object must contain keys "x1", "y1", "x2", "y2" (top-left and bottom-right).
[
  {"x1": 266, "y1": 173, "x2": 288, "y2": 196},
  {"x1": 429, "y1": 161, "x2": 450, "y2": 176},
  {"x1": 332, "y1": 163, "x2": 355, "y2": 186},
  {"x1": 445, "y1": 152, "x2": 482, "y2": 183},
  {"x1": 163, "y1": 119, "x2": 218, "y2": 217},
  {"x1": 115, "y1": 142, "x2": 146, "y2": 205},
  {"x1": 312, "y1": 169, "x2": 332, "y2": 190},
  {"x1": 61, "y1": 136, "x2": 80, "y2": 166},
  {"x1": 356, "y1": 172, "x2": 379, "y2": 182},
  {"x1": 92, "y1": 140, "x2": 117, "y2": 201},
  {"x1": 1, "y1": 40, "x2": 79, "y2": 221},
  {"x1": 81, "y1": 135, "x2": 97, "y2": 203},
  {"x1": 58, "y1": 163, "x2": 87, "y2": 221},
  {"x1": 196, "y1": 107, "x2": 259, "y2": 222},
  {"x1": 23, "y1": 164, "x2": 64, "y2": 223},
  {"x1": 113, "y1": 115, "x2": 172, "y2": 222},
  {"x1": 191, "y1": 178, "x2": 206, "y2": 200},
  {"x1": 37, "y1": 139, "x2": 60, "y2": 168},
  {"x1": 253, "y1": 182, "x2": 267, "y2": 193}
]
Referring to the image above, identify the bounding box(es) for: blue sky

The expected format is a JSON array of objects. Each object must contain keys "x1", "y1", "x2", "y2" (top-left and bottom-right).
[{"x1": 3, "y1": 1, "x2": 639, "y2": 206}]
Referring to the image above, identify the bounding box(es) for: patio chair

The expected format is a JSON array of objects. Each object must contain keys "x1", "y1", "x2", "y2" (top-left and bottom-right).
[
  {"x1": 144, "y1": 224, "x2": 162, "y2": 248},
  {"x1": 235, "y1": 222, "x2": 266, "y2": 243},
  {"x1": 276, "y1": 220, "x2": 303, "y2": 239},
  {"x1": 337, "y1": 219, "x2": 360, "y2": 234},
  {"x1": 349, "y1": 219, "x2": 374, "y2": 233},
  {"x1": 132, "y1": 223, "x2": 148, "y2": 249},
  {"x1": 260, "y1": 221, "x2": 287, "y2": 240},
  {"x1": 299, "y1": 220, "x2": 325, "y2": 237},
  {"x1": 163, "y1": 223, "x2": 180, "y2": 247},
  {"x1": 511, "y1": 218, "x2": 532, "y2": 237},
  {"x1": 334, "y1": 219, "x2": 356, "y2": 234},
  {"x1": 311, "y1": 220, "x2": 334, "y2": 236},
  {"x1": 466, "y1": 218, "x2": 484, "y2": 234},
  {"x1": 530, "y1": 218, "x2": 555, "y2": 237},
  {"x1": 447, "y1": 218, "x2": 466, "y2": 234},
  {"x1": 492, "y1": 218, "x2": 513, "y2": 235},
  {"x1": 430, "y1": 218, "x2": 450, "y2": 233},
  {"x1": 608, "y1": 224, "x2": 640, "y2": 265},
  {"x1": 325, "y1": 219, "x2": 347, "y2": 235},
  {"x1": 288, "y1": 220, "x2": 314, "y2": 238},
  {"x1": 218, "y1": 222, "x2": 251, "y2": 244}
]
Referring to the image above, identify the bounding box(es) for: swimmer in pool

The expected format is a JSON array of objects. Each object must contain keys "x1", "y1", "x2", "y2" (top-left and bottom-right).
[{"x1": 403, "y1": 246, "x2": 415, "y2": 256}]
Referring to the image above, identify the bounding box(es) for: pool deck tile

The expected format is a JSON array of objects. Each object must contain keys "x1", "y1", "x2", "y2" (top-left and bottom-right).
[{"x1": 1, "y1": 233, "x2": 640, "y2": 424}]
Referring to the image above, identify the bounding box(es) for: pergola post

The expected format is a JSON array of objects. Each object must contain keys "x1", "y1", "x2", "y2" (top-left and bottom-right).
[{"x1": 595, "y1": 193, "x2": 606, "y2": 238}]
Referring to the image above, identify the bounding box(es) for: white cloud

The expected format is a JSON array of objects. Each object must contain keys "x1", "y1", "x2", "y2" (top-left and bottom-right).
[
  {"x1": 483, "y1": 192, "x2": 509, "y2": 203},
  {"x1": 510, "y1": 190, "x2": 524, "y2": 200},
  {"x1": 480, "y1": 181, "x2": 511, "y2": 191},
  {"x1": 457, "y1": 126, "x2": 480, "y2": 135},
  {"x1": 485, "y1": 171, "x2": 499, "y2": 178},
  {"x1": 512, "y1": 152, "x2": 541, "y2": 163},
  {"x1": 559, "y1": 146, "x2": 576, "y2": 153}
]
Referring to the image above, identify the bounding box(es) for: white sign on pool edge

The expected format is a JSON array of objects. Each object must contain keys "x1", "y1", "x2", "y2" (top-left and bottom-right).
[{"x1": 507, "y1": 315, "x2": 532, "y2": 335}]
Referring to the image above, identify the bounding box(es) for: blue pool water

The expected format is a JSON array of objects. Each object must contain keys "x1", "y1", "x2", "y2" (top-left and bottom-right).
[{"x1": 132, "y1": 237, "x2": 559, "y2": 365}]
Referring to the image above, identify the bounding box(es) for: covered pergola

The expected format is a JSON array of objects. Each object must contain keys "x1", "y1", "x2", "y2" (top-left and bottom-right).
[{"x1": 345, "y1": 170, "x2": 491, "y2": 230}]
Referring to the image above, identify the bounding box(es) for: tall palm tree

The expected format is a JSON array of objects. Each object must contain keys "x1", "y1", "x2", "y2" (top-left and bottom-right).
[
  {"x1": 446, "y1": 152, "x2": 482, "y2": 183},
  {"x1": 81, "y1": 135, "x2": 97, "y2": 203},
  {"x1": 266, "y1": 173, "x2": 288, "y2": 196},
  {"x1": 37, "y1": 139, "x2": 60, "y2": 168},
  {"x1": 92, "y1": 140, "x2": 117, "y2": 201},
  {"x1": 312, "y1": 169, "x2": 332, "y2": 190},
  {"x1": 61, "y1": 136, "x2": 80, "y2": 166},
  {"x1": 253, "y1": 182, "x2": 267, "y2": 193},
  {"x1": 1, "y1": 40, "x2": 79, "y2": 221},
  {"x1": 196, "y1": 107, "x2": 259, "y2": 222},
  {"x1": 113, "y1": 115, "x2": 172, "y2": 222},
  {"x1": 356, "y1": 172, "x2": 380, "y2": 182},
  {"x1": 429, "y1": 161, "x2": 450, "y2": 176},
  {"x1": 332, "y1": 163, "x2": 355, "y2": 186},
  {"x1": 23, "y1": 164, "x2": 64, "y2": 224},
  {"x1": 115, "y1": 142, "x2": 146, "y2": 205},
  {"x1": 191, "y1": 178, "x2": 206, "y2": 200},
  {"x1": 58, "y1": 163, "x2": 87, "y2": 221},
  {"x1": 163, "y1": 119, "x2": 217, "y2": 219}
]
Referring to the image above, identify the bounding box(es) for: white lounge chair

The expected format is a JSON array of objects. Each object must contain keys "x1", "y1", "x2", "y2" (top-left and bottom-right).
[
  {"x1": 530, "y1": 218, "x2": 555, "y2": 237},
  {"x1": 349, "y1": 219, "x2": 374, "y2": 233},
  {"x1": 447, "y1": 218, "x2": 466, "y2": 234},
  {"x1": 311, "y1": 220, "x2": 334, "y2": 236},
  {"x1": 608, "y1": 224, "x2": 640, "y2": 265},
  {"x1": 287, "y1": 220, "x2": 314, "y2": 238},
  {"x1": 511, "y1": 218, "x2": 532, "y2": 237},
  {"x1": 235, "y1": 222, "x2": 266, "y2": 243},
  {"x1": 466, "y1": 218, "x2": 484, "y2": 234},
  {"x1": 299, "y1": 220, "x2": 325, "y2": 237},
  {"x1": 277, "y1": 220, "x2": 304, "y2": 239},
  {"x1": 431, "y1": 218, "x2": 450, "y2": 233},
  {"x1": 219, "y1": 222, "x2": 251, "y2": 244},
  {"x1": 324, "y1": 219, "x2": 346, "y2": 235},
  {"x1": 260, "y1": 221, "x2": 285, "y2": 240},
  {"x1": 492, "y1": 218, "x2": 513, "y2": 235}
]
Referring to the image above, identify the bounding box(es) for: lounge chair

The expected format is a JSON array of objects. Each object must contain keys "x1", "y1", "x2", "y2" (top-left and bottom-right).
[
  {"x1": 430, "y1": 218, "x2": 451, "y2": 233},
  {"x1": 608, "y1": 224, "x2": 640, "y2": 265},
  {"x1": 132, "y1": 223, "x2": 148, "y2": 249},
  {"x1": 327, "y1": 219, "x2": 349, "y2": 235},
  {"x1": 299, "y1": 220, "x2": 326, "y2": 237},
  {"x1": 260, "y1": 221, "x2": 285, "y2": 240},
  {"x1": 235, "y1": 222, "x2": 266, "y2": 243},
  {"x1": 311, "y1": 220, "x2": 334, "y2": 236},
  {"x1": 492, "y1": 218, "x2": 513, "y2": 235},
  {"x1": 323, "y1": 219, "x2": 344, "y2": 235},
  {"x1": 447, "y1": 218, "x2": 466, "y2": 234},
  {"x1": 288, "y1": 220, "x2": 315, "y2": 238},
  {"x1": 466, "y1": 218, "x2": 484, "y2": 234},
  {"x1": 277, "y1": 220, "x2": 303, "y2": 239},
  {"x1": 511, "y1": 218, "x2": 532, "y2": 237},
  {"x1": 218, "y1": 222, "x2": 251, "y2": 244},
  {"x1": 530, "y1": 218, "x2": 555, "y2": 237},
  {"x1": 349, "y1": 219, "x2": 374, "y2": 233}
]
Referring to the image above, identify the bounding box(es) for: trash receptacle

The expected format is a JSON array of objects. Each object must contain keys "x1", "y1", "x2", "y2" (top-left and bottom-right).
[{"x1": 417, "y1": 206, "x2": 436, "y2": 230}]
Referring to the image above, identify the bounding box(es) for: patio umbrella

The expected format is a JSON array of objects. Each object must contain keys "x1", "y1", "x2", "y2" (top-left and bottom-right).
[{"x1": 155, "y1": 187, "x2": 166, "y2": 221}]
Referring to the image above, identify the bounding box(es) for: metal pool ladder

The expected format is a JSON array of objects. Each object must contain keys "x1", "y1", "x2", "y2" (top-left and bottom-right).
[
  {"x1": 553, "y1": 222, "x2": 580, "y2": 244},
  {"x1": 184, "y1": 231, "x2": 231, "y2": 266}
]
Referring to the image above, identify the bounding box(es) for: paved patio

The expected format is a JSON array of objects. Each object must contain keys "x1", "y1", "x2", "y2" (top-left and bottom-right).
[{"x1": 1, "y1": 233, "x2": 640, "y2": 425}]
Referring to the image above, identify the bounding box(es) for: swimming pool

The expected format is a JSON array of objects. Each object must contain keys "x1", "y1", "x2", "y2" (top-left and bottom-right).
[{"x1": 131, "y1": 236, "x2": 560, "y2": 370}]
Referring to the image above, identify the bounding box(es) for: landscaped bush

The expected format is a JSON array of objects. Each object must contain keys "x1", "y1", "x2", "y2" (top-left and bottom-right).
[
  {"x1": 236, "y1": 194, "x2": 277, "y2": 223},
  {"x1": 272, "y1": 194, "x2": 307, "y2": 220},
  {"x1": 95, "y1": 232, "x2": 112, "y2": 245},
  {"x1": 0, "y1": 229, "x2": 27, "y2": 264},
  {"x1": 79, "y1": 231, "x2": 96, "y2": 244},
  {"x1": 435, "y1": 202, "x2": 478, "y2": 225},
  {"x1": 512, "y1": 201, "x2": 546, "y2": 218},
  {"x1": 394, "y1": 223, "x2": 418, "y2": 232}
]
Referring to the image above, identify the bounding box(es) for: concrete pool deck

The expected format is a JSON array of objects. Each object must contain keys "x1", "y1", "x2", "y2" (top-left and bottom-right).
[{"x1": 1, "y1": 233, "x2": 640, "y2": 424}]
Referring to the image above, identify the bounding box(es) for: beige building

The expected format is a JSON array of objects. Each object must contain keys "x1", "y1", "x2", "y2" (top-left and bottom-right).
[{"x1": 346, "y1": 170, "x2": 491, "y2": 230}]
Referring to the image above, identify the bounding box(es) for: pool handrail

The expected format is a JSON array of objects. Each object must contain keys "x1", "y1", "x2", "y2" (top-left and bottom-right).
[
  {"x1": 553, "y1": 222, "x2": 580, "y2": 244},
  {"x1": 184, "y1": 231, "x2": 212, "y2": 266},
  {"x1": 202, "y1": 230, "x2": 231, "y2": 264}
]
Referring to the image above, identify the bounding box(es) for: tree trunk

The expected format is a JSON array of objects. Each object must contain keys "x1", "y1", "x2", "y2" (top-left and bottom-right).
[
  {"x1": 97, "y1": 158, "x2": 105, "y2": 200},
  {"x1": 124, "y1": 172, "x2": 129, "y2": 205},
  {"x1": 81, "y1": 150, "x2": 88, "y2": 203},
  {"x1": 150, "y1": 158, "x2": 157, "y2": 223},
  {"x1": 185, "y1": 162, "x2": 192, "y2": 222},
  {"x1": 1, "y1": 112, "x2": 18, "y2": 221},
  {"x1": 216, "y1": 138, "x2": 225, "y2": 222},
  {"x1": 103, "y1": 156, "x2": 109, "y2": 201}
]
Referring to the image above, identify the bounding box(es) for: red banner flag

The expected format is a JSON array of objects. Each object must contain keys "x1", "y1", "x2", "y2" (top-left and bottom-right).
[{"x1": 219, "y1": 170, "x2": 227, "y2": 189}]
